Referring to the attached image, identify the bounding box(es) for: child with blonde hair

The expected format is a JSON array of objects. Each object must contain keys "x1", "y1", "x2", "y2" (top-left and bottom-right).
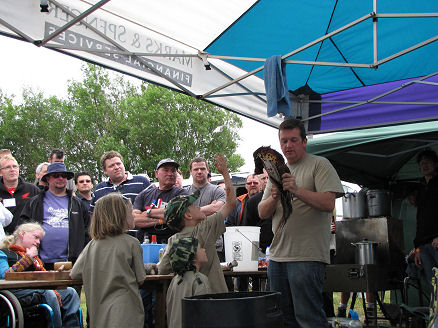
[
  {"x1": 71, "y1": 193, "x2": 146, "y2": 328},
  {"x1": 0, "y1": 222, "x2": 81, "y2": 327}
]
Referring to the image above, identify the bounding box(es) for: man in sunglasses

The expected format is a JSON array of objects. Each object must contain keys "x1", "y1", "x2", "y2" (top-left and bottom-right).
[
  {"x1": 20, "y1": 162, "x2": 90, "y2": 270},
  {"x1": 225, "y1": 174, "x2": 261, "y2": 226},
  {"x1": 74, "y1": 171, "x2": 94, "y2": 211},
  {"x1": 48, "y1": 148, "x2": 75, "y2": 192}
]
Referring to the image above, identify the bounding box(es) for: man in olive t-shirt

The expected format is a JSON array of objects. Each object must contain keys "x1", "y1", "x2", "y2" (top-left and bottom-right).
[{"x1": 259, "y1": 119, "x2": 344, "y2": 328}]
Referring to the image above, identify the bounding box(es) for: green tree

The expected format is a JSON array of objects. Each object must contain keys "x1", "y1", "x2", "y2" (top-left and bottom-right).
[
  {"x1": 0, "y1": 89, "x2": 68, "y2": 180},
  {"x1": 0, "y1": 63, "x2": 244, "y2": 182},
  {"x1": 121, "y1": 83, "x2": 243, "y2": 177}
]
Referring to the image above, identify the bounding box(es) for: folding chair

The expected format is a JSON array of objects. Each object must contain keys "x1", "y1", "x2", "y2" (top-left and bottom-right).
[{"x1": 399, "y1": 267, "x2": 438, "y2": 328}]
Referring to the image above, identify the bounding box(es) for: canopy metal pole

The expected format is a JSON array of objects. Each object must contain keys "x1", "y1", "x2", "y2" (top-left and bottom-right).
[
  {"x1": 43, "y1": 45, "x2": 373, "y2": 68},
  {"x1": 45, "y1": 45, "x2": 199, "y2": 58},
  {"x1": 414, "y1": 81, "x2": 438, "y2": 86},
  {"x1": 310, "y1": 100, "x2": 438, "y2": 106},
  {"x1": 38, "y1": 0, "x2": 111, "y2": 47},
  {"x1": 202, "y1": 13, "x2": 373, "y2": 98},
  {"x1": 205, "y1": 92, "x2": 266, "y2": 98},
  {"x1": 46, "y1": 0, "x2": 196, "y2": 97},
  {"x1": 373, "y1": 0, "x2": 378, "y2": 64},
  {"x1": 47, "y1": 41, "x2": 267, "y2": 102},
  {"x1": 303, "y1": 71, "x2": 438, "y2": 122},
  {"x1": 377, "y1": 13, "x2": 438, "y2": 18},
  {"x1": 349, "y1": 141, "x2": 438, "y2": 158},
  {"x1": 0, "y1": 19, "x2": 34, "y2": 43},
  {"x1": 204, "y1": 62, "x2": 267, "y2": 103},
  {"x1": 281, "y1": 14, "x2": 372, "y2": 60},
  {"x1": 376, "y1": 35, "x2": 438, "y2": 66},
  {"x1": 209, "y1": 56, "x2": 373, "y2": 68}
]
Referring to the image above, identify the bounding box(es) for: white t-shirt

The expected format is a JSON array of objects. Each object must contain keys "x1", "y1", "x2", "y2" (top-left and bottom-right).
[{"x1": 0, "y1": 203, "x2": 12, "y2": 242}]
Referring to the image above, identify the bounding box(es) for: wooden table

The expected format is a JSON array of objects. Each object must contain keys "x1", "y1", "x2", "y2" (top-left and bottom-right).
[
  {"x1": 223, "y1": 269, "x2": 267, "y2": 278},
  {"x1": 0, "y1": 279, "x2": 82, "y2": 290},
  {"x1": 0, "y1": 270, "x2": 266, "y2": 328},
  {"x1": 140, "y1": 274, "x2": 173, "y2": 328},
  {"x1": 0, "y1": 275, "x2": 175, "y2": 328}
]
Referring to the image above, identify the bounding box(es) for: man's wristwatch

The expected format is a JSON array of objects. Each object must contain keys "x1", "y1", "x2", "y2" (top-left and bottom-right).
[{"x1": 146, "y1": 208, "x2": 152, "y2": 217}]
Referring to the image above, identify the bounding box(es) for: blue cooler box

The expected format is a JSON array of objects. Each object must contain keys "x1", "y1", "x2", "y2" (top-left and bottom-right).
[{"x1": 141, "y1": 244, "x2": 167, "y2": 263}]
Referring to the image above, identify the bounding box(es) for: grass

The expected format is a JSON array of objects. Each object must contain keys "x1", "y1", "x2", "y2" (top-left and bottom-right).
[
  {"x1": 80, "y1": 290, "x2": 87, "y2": 324},
  {"x1": 333, "y1": 291, "x2": 394, "y2": 327}
]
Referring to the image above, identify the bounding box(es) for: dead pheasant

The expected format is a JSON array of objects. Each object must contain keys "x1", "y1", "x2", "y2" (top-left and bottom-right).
[{"x1": 253, "y1": 146, "x2": 293, "y2": 231}]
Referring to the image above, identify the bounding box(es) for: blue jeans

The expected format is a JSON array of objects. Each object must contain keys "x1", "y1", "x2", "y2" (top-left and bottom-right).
[
  {"x1": 11, "y1": 287, "x2": 81, "y2": 328},
  {"x1": 419, "y1": 243, "x2": 438, "y2": 288},
  {"x1": 140, "y1": 289, "x2": 155, "y2": 328},
  {"x1": 268, "y1": 260, "x2": 327, "y2": 328}
]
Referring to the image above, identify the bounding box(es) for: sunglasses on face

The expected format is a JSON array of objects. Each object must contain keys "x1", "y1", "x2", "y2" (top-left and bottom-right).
[
  {"x1": 78, "y1": 179, "x2": 91, "y2": 183},
  {"x1": 51, "y1": 173, "x2": 67, "y2": 179}
]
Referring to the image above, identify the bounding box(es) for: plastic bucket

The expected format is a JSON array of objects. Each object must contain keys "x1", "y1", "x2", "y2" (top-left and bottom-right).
[
  {"x1": 224, "y1": 226, "x2": 260, "y2": 272},
  {"x1": 182, "y1": 291, "x2": 283, "y2": 328},
  {"x1": 141, "y1": 244, "x2": 166, "y2": 263}
]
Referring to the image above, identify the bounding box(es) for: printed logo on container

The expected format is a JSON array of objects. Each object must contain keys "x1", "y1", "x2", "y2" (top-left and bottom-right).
[{"x1": 232, "y1": 241, "x2": 243, "y2": 261}]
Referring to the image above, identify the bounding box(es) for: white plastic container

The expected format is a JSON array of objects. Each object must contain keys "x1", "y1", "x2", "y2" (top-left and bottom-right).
[{"x1": 224, "y1": 226, "x2": 260, "y2": 272}]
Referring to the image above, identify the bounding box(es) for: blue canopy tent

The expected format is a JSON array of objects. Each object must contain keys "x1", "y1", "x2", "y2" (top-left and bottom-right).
[{"x1": 0, "y1": 0, "x2": 437, "y2": 134}]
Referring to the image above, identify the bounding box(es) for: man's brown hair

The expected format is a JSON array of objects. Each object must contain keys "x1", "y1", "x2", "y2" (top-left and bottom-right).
[
  {"x1": 278, "y1": 118, "x2": 307, "y2": 141},
  {"x1": 100, "y1": 150, "x2": 123, "y2": 169},
  {"x1": 417, "y1": 148, "x2": 438, "y2": 164},
  {"x1": 189, "y1": 157, "x2": 208, "y2": 170}
]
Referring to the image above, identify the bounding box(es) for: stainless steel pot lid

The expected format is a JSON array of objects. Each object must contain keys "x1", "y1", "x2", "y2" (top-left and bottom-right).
[{"x1": 351, "y1": 239, "x2": 378, "y2": 246}]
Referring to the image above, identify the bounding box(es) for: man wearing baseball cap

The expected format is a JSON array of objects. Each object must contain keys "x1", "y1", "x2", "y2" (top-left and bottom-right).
[
  {"x1": 133, "y1": 158, "x2": 189, "y2": 244},
  {"x1": 158, "y1": 154, "x2": 236, "y2": 294},
  {"x1": 20, "y1": 162, "x2": 90, "y2": 269},
  {"x1": 133, "y1": 158, "x2": 189, "y2": 327}
]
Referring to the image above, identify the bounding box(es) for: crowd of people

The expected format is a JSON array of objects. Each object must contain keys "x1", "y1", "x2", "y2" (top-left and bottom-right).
[{"x1": 0, "y1": 118, "x2": 436, "y2": 328}]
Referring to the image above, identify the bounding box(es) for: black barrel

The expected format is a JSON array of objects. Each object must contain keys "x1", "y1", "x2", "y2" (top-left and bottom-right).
[{"x1": 182, "y1": 291, "x2": 283, "y2": 328}]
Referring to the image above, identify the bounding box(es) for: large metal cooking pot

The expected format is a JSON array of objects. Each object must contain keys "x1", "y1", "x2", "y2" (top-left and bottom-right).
[
  {"x1": 366, "y1": 189, "x2": 391, "y2": 217},
  {"x1": 342, "y1": 191, "x2": 367, "y2": 219},
  {"x1": 351, "y1": 239, "x2": 378, "y2": 265}
]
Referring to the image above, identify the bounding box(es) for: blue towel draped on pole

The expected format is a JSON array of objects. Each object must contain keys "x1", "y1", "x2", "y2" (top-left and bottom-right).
[{"x1": 264, "y1": 55, "x2": 292, "y2": 117}]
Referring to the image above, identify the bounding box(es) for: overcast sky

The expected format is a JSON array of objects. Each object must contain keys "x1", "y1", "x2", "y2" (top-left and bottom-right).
[{"x1": 0, "y1": 36, "x2": 281, "y2": 173}]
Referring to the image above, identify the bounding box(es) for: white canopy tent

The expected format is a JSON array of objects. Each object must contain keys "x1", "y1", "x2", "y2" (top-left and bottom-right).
[{"x1": 0, "y1": 1, "x2": 437, "y2": 132}]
